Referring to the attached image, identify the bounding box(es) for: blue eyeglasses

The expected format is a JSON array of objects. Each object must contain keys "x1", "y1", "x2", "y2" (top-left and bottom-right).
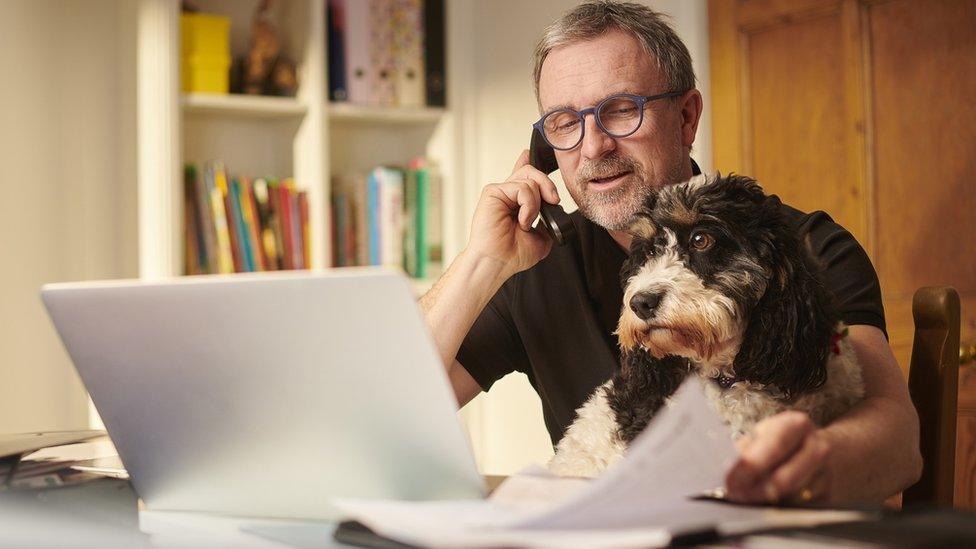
[{"x1": 532, "y1": 91, "x2": 686, "y2": 151}]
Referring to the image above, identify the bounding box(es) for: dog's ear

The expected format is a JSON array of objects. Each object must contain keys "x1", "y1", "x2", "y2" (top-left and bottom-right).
[
  {"x1": 625, "y1": 213, "x2": 657, "y2": 241},
  {"x1": 732, "y1": 195, "x2": 839, "y2": 398}
]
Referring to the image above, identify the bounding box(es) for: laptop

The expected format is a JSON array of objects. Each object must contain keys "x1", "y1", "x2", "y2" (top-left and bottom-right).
[{"x1": 40, "y1": 268, "x2": 485, "y2": 519}]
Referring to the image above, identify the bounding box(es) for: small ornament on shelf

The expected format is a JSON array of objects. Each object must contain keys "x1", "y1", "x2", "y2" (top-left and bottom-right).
[{"x1": 230, "y1": 0, "x2": 298, "y2": 97}]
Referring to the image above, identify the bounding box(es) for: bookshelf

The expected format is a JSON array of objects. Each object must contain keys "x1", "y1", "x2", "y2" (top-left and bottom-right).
[
  {"x1": 136, "y1": 0, "x2": 460, "y2": 287},
  {"x1": 182, "y1": 93, "x2": 308, "y2": 118}
]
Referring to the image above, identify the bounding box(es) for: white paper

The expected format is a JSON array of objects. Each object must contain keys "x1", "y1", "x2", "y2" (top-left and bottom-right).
[{"x1": 332, "y1": 378, "x2": 862, "y2": 548}]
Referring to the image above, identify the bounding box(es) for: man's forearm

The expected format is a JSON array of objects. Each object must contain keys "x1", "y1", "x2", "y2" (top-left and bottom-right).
[
  {"x1": 822, "y1": 393, "x2": 923, "y2": 502},
  {"x1": 419, "y1": 250, "x2": 509, "y2": 371}
]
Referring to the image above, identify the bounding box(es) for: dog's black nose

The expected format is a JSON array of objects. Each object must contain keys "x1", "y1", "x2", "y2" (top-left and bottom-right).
[{"x1": 630, "y1": 291, "x2": 663, "y2": 321}]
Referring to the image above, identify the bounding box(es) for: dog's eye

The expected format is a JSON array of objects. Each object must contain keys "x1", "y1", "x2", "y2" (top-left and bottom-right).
[{"x1": 690, "y1": 231, "x2": 714, "y2": 251}]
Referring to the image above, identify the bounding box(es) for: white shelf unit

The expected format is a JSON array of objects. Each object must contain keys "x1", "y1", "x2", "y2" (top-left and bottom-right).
[
  {"x1": 182, "y1": 93, "x2": 308, "y2": 118},
  {"x1": 137, "y1": 0, "x2": 463, "y2": 288}
]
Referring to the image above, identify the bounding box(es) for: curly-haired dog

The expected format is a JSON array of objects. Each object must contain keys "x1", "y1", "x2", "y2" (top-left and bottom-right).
[{"x1": 549, "y1": 173, "x2": 864, "y2": 477}]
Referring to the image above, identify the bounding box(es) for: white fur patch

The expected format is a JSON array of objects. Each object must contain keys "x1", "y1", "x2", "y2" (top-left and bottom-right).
[{"x1": 548, "y1": 383, "x2": 626, "y2": 478}]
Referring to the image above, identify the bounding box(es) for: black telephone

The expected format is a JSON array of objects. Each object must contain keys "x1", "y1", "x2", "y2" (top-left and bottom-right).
[{"x1": 529, "y1": 129, "x2": 576, "y2": 245}]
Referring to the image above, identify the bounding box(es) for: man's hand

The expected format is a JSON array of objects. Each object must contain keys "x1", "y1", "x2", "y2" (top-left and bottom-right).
[
  {"x1": 725, "y1": 411, "x2": 833, "y2": 504},
  {"x1": 724, "y1": 325, "x2": 923, "y2": 505},
  {"x1": 466, "y1": 149, "x2": 562, "y2": 280}
]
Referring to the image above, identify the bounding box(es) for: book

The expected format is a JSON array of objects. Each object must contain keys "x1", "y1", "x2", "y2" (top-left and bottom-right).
[
  {"x1": 184, "y1": 170, "x2": 202, "y2": 275},
  {"x1": 368, "y1": 0, "x2": 397, "y2": 106},
  {"x1": 189, "y1": 165, "x2": 218, "y2": 273},
  {"x1": 377, "y1": 167, "x2": 405, "y2": 268},
  {"x1": 403, "y1": 167, "x2": 418, "y2": 276},
  {"x1": 286, "y1": 180, "x2": 303, "y2": 269},
  {"x1": 343, "y1": 0, "x2": 371, "y2": 104},
  {"x1": 230, "y1": 177, "x2": 256, "y2": 272},
  {"x1": 278, "y1": 182, "x2": 294, "y2": 270},
  {"x1": 182, "y1": 165, "x2": 308, "y2": 274},
  {"x1": 299, "y1": 189, "x2": 310, "y2": 269},
  {"x1": 327, "y1": 0, "x2": 348, "y2": 101},
  {"x1": 391, "y1": 0, "x2": 425, "y2": 107},
  {"x1": 207, "y1": 163, "x2": 236, "y2": 274},
  {"x1": 242, "y1": 178, "x2": 268, "y2": 271},
  {"x1": 423, "y1": 0, "x2": 446, "y2": 106},
  {"x1": 412, "y1": 159, "x2": 431, "y2": 279},
  {"x1": 330, "y1": 163, "x2": 436, "y2": 276},
  {"x1": 225, "y1": 176, "x2": 247, "y2": 271},
  {"x1": 366, "y1": 170, "x2": 381, "y2": 265},
  {"x1": 425, "y1": 160, "x2": 443, "y2": 265},
  {"x1": 253, "y1": 178, "x2": 281, "y2": 270}
]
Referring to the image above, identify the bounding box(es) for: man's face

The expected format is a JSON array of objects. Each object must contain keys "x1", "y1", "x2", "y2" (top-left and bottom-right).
[{"x1": 538, "y1": 30, "x2": 696, "y2": 231}]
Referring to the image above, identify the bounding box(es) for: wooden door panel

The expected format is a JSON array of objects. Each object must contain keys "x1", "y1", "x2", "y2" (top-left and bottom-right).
[
  {"x1": 747, "y1": 12, "x2": 868, "y2": 242},
  {"x1": 711, "y1": 0, "x2": 976, "y2": 508},
  {"x1": 869, "y1": 0, "x2": 976, "y2": 298}
]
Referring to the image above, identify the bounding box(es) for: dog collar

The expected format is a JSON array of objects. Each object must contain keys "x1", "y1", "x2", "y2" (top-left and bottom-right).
[{"x1": 829, "y1": 326, "x2": 850, "y2": 355}]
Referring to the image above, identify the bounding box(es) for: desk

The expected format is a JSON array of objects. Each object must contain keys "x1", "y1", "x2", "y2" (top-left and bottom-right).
[{"x1": 5, "y1": 476, "x2": 976, "y2": 547}]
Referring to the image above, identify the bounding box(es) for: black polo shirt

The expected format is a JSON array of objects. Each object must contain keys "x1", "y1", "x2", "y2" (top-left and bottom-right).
[{"x1": 456, "y1": 201, "x2": 886, "y2": 446}]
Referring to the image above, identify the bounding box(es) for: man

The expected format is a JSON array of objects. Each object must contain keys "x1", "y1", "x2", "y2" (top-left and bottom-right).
[{"x1": 420, "y1": 1, "x2": 921, "y2": 504}]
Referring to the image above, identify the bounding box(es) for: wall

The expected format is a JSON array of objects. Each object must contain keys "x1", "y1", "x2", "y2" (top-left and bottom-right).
[
  {"x1": 454, "y1": 0, "x2": 712, "y2": 474},
  {"x1": 0, "y1": 0, "x2": 137, "y2": 434}
]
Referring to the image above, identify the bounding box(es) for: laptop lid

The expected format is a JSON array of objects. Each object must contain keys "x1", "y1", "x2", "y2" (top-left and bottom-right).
[{"x1": 41, "y1": 268, "x2": 485, "y2": 519}]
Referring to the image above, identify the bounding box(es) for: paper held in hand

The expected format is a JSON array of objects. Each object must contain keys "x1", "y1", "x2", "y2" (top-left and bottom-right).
[{"x1": 333, "y1": 378, "x2": 865, "y2": 548}]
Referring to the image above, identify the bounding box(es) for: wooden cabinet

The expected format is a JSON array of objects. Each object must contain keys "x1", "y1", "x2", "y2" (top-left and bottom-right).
[{"x1": 709, "y1": 0, "x2": 976, "y2": 507}]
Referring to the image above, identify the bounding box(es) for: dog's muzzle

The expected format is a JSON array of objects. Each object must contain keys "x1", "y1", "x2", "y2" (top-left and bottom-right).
[{"x1": 629, "y1": 291, "x2": 664, "y2": 321}]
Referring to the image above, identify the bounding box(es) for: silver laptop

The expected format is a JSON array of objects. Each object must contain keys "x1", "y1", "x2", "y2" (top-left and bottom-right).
[{"x1": 41, "y1": 268, "x2": 485, "y2": 519}]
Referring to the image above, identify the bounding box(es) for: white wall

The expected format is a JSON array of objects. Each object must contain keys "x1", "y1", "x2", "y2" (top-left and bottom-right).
[
  {"x1": 455, "y1": 0, "x2": 712, "y2": 474},
  {"x1": 0, "y1": 0, "x2": 137, "y2": 434}
]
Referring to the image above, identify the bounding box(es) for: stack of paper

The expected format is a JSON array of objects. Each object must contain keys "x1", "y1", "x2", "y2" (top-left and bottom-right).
[{"x1": 334, "y1": 379, "x2": 864, "y2": 548}]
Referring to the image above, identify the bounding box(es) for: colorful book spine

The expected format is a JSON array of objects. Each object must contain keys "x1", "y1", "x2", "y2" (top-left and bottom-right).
[
  {"x1": 332, "y1": 190, "x2": 347, "y2": 266},
  {"x1": 403, "y1": 168, "x2": 418, "y2": 276},
  {"x1": 231, "y1": 177, "x2": 256, "y2": 272},
  {"x1": 207, "y1": 163, "x2": 236, "y2": 273},
  {"x1": 368, "y1": 0, "x2": 396, "y2": 106},
  {"x1": 367, "y1": 169, "x2": 381, "y2": 265},
  {"x1": 183, "y1": 168, "x2": 202, "y2": 275},
  {"x1": 279, "y1": 183, "x2": 294, "y2": 270},
  {"x1": 327, "y1": 0, "x2": 348, "y2": 101},
  {"x1": 190, "y1": 165, "x2": 218, "y2": 273},
  {"x1": 391, "y1": 0, "x2": 425, "y2": 107},
  {"x1": 378, "y1": 167, "x2": 404, "y2": 268},
  {"x1": 413, "y1": 160, "x2": 430, "y2": 279},
  {"x1": 299, "y1": 190, "x2": 310, "y2": 269},
  {"x1": 344, "y1": 0, "x2": 371, "y2": 104},
  {"x1": 242, "y1": 178, "x2": 267, "y2": 271},
  {"x1": 284, "y1": 180, "x2": 301, "y2": 269},
  {"x1": 423, "y1": 0, "x2": 446, "y2": 106}
]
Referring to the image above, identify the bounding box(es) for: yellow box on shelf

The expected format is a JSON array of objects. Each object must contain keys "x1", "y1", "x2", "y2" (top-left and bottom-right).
[
  {"x1": 180, "y1": 13, "x2": 230, "y2": 58},
  {"x1": 180, "y1": 13, "x2": 231, "y2": 94},
  {"x1": 182, "y1": 55, "x2": 231, "y2": 94}
]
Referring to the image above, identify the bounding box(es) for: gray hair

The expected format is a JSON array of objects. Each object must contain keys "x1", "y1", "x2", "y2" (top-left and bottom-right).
[{"x1": 532, "y1": 1, "x2": 695, "y2": 107}]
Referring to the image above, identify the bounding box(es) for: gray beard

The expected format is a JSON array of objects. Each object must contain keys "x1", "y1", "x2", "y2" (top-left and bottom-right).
[
  {"x1": 576, "y1": 178, "x2": 653, "y2": 231},
  {"x1": 573, "y1": 153, "x2": 687, "y2": 231}
]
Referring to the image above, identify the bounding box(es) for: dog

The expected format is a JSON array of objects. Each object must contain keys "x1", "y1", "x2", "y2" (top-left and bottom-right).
[{"x1": 549, "y1": 173, "x2": 864, "y2": 477}]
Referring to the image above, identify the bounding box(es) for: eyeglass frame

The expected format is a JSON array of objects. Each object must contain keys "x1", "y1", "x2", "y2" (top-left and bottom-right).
[{"x1": 531, "y1": 90, "x2": 687, "y2": 151}]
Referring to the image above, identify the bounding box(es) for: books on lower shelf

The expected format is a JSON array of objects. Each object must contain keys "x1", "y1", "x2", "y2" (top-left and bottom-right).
[
  {"x1": 331, "y1": 158, "x2": 442, "y2": 279},
  {"x1": 183, "y1": 162, "x2": 311, "y2": 275}
]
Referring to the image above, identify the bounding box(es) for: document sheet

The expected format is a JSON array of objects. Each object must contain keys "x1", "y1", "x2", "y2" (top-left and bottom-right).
[{"x1": 333, "y1": 378, "x2": 862, "y2": 548}]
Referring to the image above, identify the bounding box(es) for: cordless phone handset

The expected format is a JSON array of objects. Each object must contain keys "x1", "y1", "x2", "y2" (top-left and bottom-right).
[{"x1": 529, "y1": 129, "x2": 576, "y2": 246}]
